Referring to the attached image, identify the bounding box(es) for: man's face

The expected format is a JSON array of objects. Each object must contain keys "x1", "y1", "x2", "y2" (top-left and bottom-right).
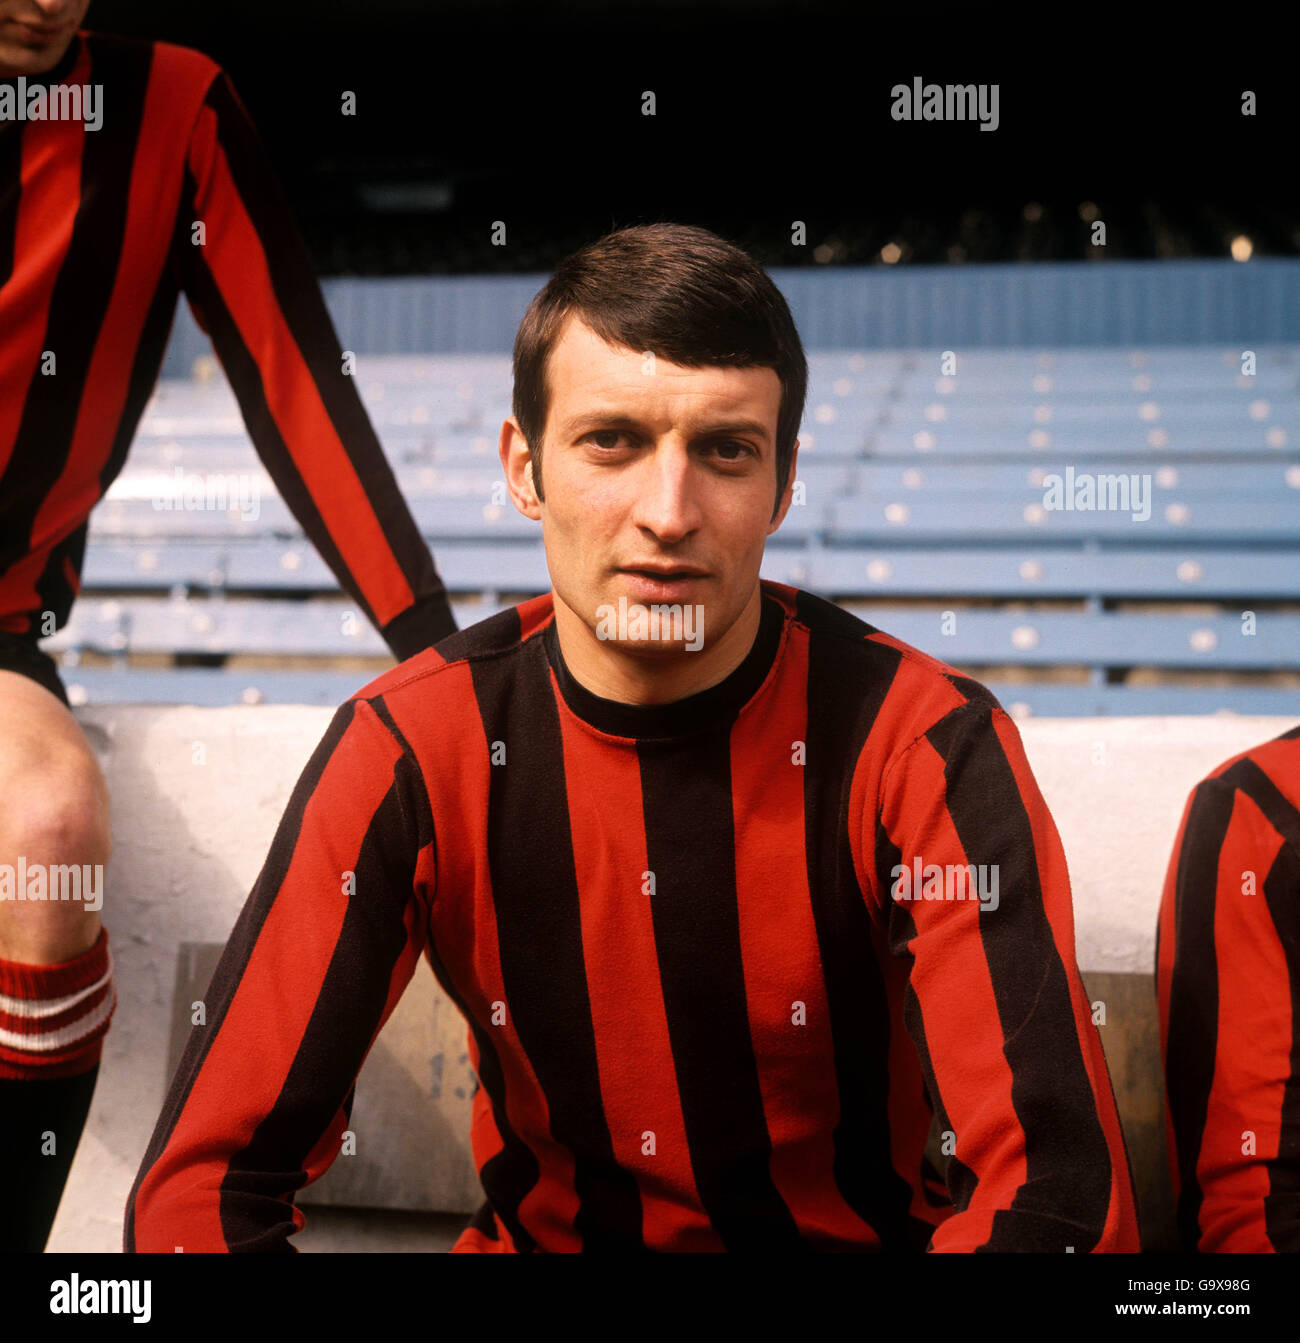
[
  {"x1": 0, "y1": 0, "x2": 89, "y2": 78},
  {"x1": 501, "y1": 313, "x2": 796, "y2": 673}
]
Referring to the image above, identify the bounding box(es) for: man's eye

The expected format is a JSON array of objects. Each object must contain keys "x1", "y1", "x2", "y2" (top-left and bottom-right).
[
  {"x1": 582, "y1": 433, "x2": 751, "y2": 459},
  {"x1": 713, "y1": 441, "x2": 751, "y2": 461}
]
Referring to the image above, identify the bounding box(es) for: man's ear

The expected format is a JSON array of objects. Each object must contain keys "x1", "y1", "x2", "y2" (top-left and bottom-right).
[
  {"x1": 500, "y1": 416, "x2": 541, "y2": 521},
  {"x1": 768, "y1": 438, "x2": 800, "y2": 534}
]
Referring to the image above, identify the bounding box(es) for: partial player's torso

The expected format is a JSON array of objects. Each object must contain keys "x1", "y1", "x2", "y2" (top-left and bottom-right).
[{"x1": 0, "y1": 36, "x2": 209, "y2": 624}]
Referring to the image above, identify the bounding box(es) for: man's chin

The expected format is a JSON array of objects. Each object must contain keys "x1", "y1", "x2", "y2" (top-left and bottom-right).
[
  {"x1": 0, "y1": 30, "x2": 74, "y2": 76},
  {"x1": 591, "y1": 593, "x2": 709, "y2": 656},
  {"x1": 0, "y1": 49, "x2": 63, "y2": 76},
  {"x1": 606, "y1": 637, "x2": 695, "y2": 658}
]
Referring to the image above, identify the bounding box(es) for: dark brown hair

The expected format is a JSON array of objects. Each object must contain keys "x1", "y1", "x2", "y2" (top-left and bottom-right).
[{"x1": 511, "y1": 223, "x2": 807, "y2": 521}]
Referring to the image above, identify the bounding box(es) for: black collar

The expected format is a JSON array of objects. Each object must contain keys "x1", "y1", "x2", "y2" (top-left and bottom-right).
[{"x1": 543, "y1": 591, "x2": 786, "y2": 740}]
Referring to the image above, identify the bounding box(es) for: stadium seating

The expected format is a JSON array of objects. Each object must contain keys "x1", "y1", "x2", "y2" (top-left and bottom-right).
[{"x1": 56, "y1": 338, "x2": 1300, "y2": 717}]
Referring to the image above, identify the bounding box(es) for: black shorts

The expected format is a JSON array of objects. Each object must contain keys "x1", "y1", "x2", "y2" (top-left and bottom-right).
[{"x1": 0, "y1": 630, "x2": 70, "y2": 707}]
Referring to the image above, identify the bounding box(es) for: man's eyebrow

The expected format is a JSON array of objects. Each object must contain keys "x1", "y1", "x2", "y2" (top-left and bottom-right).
[{"x1": 558, "y1": 410, "x2": 773, "y2": 441}]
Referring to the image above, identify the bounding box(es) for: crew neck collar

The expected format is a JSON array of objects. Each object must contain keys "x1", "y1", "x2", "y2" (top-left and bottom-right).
[{"x1": 542, "y1": 590, "x2": 786, "y2": 740}]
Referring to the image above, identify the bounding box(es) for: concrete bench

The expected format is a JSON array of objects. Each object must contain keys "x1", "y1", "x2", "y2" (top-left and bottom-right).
[{"x1": 42, "y1": 707, "x2": 1299, "y2": 1252}]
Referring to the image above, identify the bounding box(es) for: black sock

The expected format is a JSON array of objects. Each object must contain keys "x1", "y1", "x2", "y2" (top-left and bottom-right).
[{"x1": 0, "y1": 1065, "x2": 101, "y2": 1252}]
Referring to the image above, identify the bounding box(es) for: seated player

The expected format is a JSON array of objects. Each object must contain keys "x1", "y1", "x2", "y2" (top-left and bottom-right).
[
  {"x1": 1157, "y1": 724, "x2": 1300, "y2": 1252},
  {"x1": 0, "y1": 2, "x2": 455, "y2": 1250},
  {"x1": 125, "y1": 222, "x2": 1139, "y2": 1252}
]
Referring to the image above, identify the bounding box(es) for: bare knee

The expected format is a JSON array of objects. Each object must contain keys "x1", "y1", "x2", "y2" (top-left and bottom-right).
[
  {"x1": 2, "y1": 743, "x2": 111, "y2": 862},
  {"x1": 0, "y1": 746, "x2": 110, "y2": 962}
]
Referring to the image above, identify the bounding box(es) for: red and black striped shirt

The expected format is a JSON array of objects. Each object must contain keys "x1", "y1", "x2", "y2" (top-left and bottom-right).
[
  {"x1": 0, "y1": 31, "x2": 453, "y2": 655},
  {"x1": 125, "y1": 580, "x2": 1139, "y2": 1252},
  {"x1": 1157, "y1": 724, "x2": 1300, "y2": 1252}
]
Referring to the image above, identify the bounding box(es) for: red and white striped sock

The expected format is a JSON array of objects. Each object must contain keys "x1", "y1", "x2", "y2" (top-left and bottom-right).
[{"x1": 0, "y1": 927, "x2": 117, "y2": 1080}]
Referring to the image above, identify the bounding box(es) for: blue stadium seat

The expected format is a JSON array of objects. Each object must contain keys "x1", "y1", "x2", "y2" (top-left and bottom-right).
[{"x1": 65, "y1": 336, "x2": 1300, "y2": 713}]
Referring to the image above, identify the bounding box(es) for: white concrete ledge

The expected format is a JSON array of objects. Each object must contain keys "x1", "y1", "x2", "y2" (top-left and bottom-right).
[{"x1": 44, "y1": 707, "x2": 1296, "y2": 1251}]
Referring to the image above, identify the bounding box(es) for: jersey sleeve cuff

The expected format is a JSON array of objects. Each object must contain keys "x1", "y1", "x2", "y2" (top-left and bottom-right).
[{"x1": 381, "y1": 592, "x2": 458, "y2": 661}]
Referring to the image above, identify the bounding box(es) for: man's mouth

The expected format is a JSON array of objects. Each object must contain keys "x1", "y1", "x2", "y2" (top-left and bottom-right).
[
  {"x1": 617, "y1": 568, "x2": 710, "y2": 600},
  {"x1": 7, "y1": 18, "x2": 67, "y2": 40},
  {"x1": 618, "y1": 566, "x2": 709, "y2": 578}
]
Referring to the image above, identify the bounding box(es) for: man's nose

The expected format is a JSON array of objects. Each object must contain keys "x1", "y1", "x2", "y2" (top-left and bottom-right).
[{"x1": 630, "y1": 443, "x2": 703, "y2": 542}]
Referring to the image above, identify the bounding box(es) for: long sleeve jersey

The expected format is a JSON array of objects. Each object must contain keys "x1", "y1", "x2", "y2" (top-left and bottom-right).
[
  {"x1": 0, "y1": 31, "x2": 453, "y2": 656},
  {"x1": 125, "y1": 579, "x2": 1139, "y2": 1252},
  {"x1": 1157, "y1": 724, "x2": 1300, "y2": 1253}
]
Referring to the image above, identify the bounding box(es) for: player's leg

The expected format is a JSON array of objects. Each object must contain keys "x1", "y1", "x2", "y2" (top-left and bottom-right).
[{"x1": 0, "y1": 652, "x2": 116, "y2": 1252}]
